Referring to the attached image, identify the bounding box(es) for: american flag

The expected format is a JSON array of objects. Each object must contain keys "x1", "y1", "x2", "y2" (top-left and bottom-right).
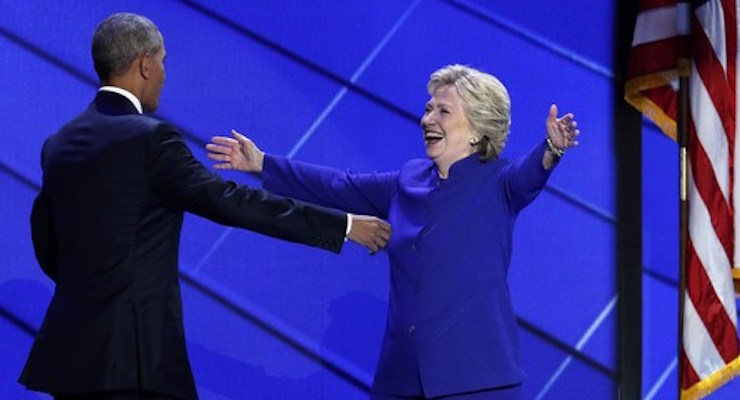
[{"x1": 625, "y1": 0, "x2": 740, "y2": 398}]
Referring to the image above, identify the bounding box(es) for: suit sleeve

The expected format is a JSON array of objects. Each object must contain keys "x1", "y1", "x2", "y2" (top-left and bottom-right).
[
  {"x1": 30, "y1": 140, "x2": 58, "y2": 281},
  {"x1": 263, "y1": 154, "x2": 398, "y2": 219},
  {"x1": 146, "y1": 123, "x2": 347, "y2": 253},
  {"x1": 30, "y1": 190, "x2": 58, "y2": 281},
  {"x1": 500, "y1": 139, "x2": 553, "y2": 214}
]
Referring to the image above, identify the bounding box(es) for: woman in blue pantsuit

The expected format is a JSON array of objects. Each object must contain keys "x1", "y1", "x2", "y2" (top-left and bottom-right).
[{"x1": 208, "y1": 65, "x2": 580, "y2": 399}]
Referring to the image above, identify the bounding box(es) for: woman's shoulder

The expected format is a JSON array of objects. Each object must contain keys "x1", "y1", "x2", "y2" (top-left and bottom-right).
[
  {"x1": 400, "y1": 158, "x2": 433, "y2": 171},
  {"x1": 396, "y1": 158, "x2": 435, "y2": 185}
]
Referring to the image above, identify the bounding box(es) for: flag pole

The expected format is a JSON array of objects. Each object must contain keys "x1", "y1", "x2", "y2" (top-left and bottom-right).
[{"x1": 677, "y1": 2, "x2": 691, "y2": 398}]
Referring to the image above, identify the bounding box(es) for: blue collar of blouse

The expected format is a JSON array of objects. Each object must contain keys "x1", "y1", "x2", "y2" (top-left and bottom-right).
[{"x1": 435, "y1": 152, "x2": 484, "y2": 183}]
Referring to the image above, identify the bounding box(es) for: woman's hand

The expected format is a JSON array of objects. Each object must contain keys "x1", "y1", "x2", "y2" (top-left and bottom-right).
[
  {"x1": 206, "y1": 129, "x2": 265, "y2": 173},
  {"x1": 542, "y1": 104, "x2": 580, "y2": 169},
  {"x1": 546, "y1": 104, "x2": 580, "y2": 151}
]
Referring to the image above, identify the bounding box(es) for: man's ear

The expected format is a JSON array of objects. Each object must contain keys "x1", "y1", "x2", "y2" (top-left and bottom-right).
[{"x1": 139, "y1": 55, "x2": 151, "y2": 80}]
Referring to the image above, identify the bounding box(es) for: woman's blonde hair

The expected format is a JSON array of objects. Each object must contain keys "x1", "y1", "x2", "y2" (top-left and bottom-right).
[{"x1": 427, "y1": 64, "x2": 511, "y2": 161}]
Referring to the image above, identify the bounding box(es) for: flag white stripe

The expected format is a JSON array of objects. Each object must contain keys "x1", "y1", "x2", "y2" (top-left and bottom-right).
[
  {"x1": 690, "y1": 61, "x2": 731, "y2": 201},
  {"x1": 696, "y1": 0, "x2": 729, "y2": 74},
  {"x1": 632, "y1": 6, "x2": 679, "y2": 46},
  {"x1": 688, "y1": 165, "x2": 738, "y2": 323},
  {"x1": 684, "y1": 292, "x2": 727, "y2": 379}
]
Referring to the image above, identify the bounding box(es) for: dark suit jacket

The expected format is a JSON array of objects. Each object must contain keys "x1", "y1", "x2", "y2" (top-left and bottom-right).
[{"x1": 20, "y1": 91, "x2": 347, "y2": 399}]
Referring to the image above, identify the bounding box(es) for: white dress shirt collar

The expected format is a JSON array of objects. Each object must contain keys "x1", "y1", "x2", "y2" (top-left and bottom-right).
[{"x1": 98, "y1": 86, "x2": 143, "y2": 114}]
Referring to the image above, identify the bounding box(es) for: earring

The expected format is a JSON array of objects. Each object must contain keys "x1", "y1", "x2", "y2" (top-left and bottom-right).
[{"x1": 469, "y1": 137, "x2": 479, "y2": 146}]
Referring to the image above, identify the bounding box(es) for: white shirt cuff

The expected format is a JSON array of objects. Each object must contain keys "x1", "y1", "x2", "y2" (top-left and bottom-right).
[{"x1": 345, "y1": 213, "x2": 353, "y2": 241}]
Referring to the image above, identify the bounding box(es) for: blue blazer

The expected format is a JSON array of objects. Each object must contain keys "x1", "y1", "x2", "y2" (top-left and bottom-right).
[{"x1": 262, "y1": 140, "x2": 553, "y2": 397}]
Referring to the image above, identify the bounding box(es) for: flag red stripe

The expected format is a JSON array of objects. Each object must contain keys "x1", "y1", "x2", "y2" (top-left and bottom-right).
[
  {"x1": 721, "y1": 0, "x2": 737, "y2": 232},
  {"x1": 686, "y1": 240, "x2": 740, "y2": 362},
  {"x1": 692, "y1": 14, "x2": 736, "y2": 147},
  {"x1": 722, "y1": 0, "x2": 737, "y2": 91},
  {"x1": 638, "y1": 0, "x2": 677, "y2": 12},
  {"x1": 689, "y1": 122, "x2": 734, "y2": 260},
  {"x1": 645, "y1": 86, "x2": 679, "y2": 121},
  {"x1": 627, "y1": 37, "x2": 679, "y2": 77}
]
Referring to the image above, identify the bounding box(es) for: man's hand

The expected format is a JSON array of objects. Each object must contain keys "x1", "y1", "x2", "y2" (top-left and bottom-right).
[{"x1": 347, "y1": 214, "x2": 391, "y2": 254}]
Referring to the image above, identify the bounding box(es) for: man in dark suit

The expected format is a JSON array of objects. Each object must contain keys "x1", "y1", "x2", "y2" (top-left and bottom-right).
[{"x1": 19, "y1": 12, "x2": 391, "y2": 400}]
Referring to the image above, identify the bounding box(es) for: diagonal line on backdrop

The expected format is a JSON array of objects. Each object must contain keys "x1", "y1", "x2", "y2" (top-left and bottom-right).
[
  {"x1": 1, "y1": 10, "x2": 610, "y2": 224},
  {"x1": 286, "y1": 0, "x2": 423, "y2": 159},
  {"x1": 0, "y1": 24, "x2": 207, "y2": 148},
  {"x1": 442, "y1": 0, "x2": 614, "y2": 80},
  {"x1": 644, "y1": 267, "x2": 677, "y2": 287},
  {"x1": 176, "y1": 0, "x2": 419, "y2": 123},
  {"x1": 1, "y1": 5, "x2": 620, "y2": 387},
  {"x1": 533, "y1": 296, "x2": 619, "y2": 399},
  {"x1": 188, "y1": 0, "x2": 423, "y2": 276},
  {"x1": 186, "y1": 0, "x2": 618, "y2": 386},
  {"x1": 183, "y1": 0, "x2": 425, "y2": 391},
  {"x1": 545, "y1": 182, "x2": 615, "y2": 223},
  {"x1": 169, "y1": 0, "x2": 622, "y2": 225},
  {"x1": 518, "y1": 314, "x2": 618, "y2": 381},
  {"x1": 0, "y1": 159, "x2": 39, "y2": 192},
  {"x1": 178, "y1": 269, "x2": 373, "y2": 393},
  {"x1": 643, "y1": 357, "x2": 677, "y2": 400},
  {"x1": 0, "y1": 25, "x2": 97, "y2": 87},
  {"x1": 0, "y1": 306, "x2": 38, "y2": 337}
]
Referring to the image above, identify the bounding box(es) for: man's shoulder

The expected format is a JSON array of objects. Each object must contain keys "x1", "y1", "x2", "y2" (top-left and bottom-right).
[
  {"x1": 51, "y1": 106, "x2": 176, "y2": 147},
  {"x1": 85, "y1": 106, "x2": 173, "y2": 133}
]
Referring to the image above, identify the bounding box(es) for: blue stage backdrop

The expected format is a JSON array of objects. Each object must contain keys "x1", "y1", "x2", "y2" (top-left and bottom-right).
[{"x1": 1, "y1": 1, "x2": 738, "y2": 399}]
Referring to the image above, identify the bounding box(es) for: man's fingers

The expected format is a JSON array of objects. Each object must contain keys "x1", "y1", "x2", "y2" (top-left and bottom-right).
[
  {"x1": 375, "y1": 220, "x2": 391, "y2": 234},
  {"x1": 377, "y1": 230, "x2": 391, "y2": 243},
  {"x1": 380, "y1": 220, "x2": 391, "y2": 230},
  {"x1": 347, "y1": 216, "x2": 392, "y2": 253}
]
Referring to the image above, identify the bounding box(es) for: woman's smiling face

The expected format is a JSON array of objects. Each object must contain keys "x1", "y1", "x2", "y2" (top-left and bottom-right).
[{"x1": 420, "y1": 84, "x2": 476, "y2": 177}]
